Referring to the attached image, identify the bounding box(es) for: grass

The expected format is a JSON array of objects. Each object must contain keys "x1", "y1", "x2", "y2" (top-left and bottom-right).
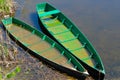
[
  {"x1": 0, "y1": 0, "x2": 10, "y2": 13},
  {"x1": 0, "y1": 0, "x2": 16, "y2": 21}
]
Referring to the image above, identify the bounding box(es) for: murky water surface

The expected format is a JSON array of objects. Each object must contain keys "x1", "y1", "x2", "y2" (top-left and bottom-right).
[{"x1": 1, "y1": 0, "x2": 120, "y2": 80}]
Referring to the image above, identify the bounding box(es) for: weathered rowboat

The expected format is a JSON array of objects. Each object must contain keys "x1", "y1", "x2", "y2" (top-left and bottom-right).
[
  {"x1": 36, "y1": 2, "x2": 105, "y2": 80},
  {"x1": 2, "y1": 17, "x2": 89, "y2": 79}
]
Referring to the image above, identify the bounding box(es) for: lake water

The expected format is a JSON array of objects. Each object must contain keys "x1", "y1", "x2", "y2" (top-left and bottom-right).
[{"x1": 14, "y1": 0, "x2": 120, "y2": 80}]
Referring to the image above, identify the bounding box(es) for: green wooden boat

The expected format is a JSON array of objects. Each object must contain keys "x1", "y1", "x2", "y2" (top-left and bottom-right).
[
  {"x1": 36, "y1": 2, "x2": 105, "y2": 80},
  {"x1": 2, "y1": 17, "x2": 90, "y2": 79}
]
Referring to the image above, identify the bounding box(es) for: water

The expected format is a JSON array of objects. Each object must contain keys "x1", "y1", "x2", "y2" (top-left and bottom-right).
[{"x1": 13, "y1": 0, "x2": 120, "y2": 80}]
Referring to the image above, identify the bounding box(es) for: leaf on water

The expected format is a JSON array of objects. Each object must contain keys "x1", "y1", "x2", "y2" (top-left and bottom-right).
[
  {"x1": 6, "y1": 72, "x2": 16, "y2": 79},
  {"x1": 15, "y1": 66, "x2": 21, "y2": 73},
  {"x1": 6, "y1": 66, "x2": 21, "y2": 79}
]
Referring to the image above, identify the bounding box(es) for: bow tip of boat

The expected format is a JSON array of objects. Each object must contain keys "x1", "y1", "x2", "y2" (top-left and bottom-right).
[{"x1": 83, "y1": 71, "x2": 89, "y2": 75}]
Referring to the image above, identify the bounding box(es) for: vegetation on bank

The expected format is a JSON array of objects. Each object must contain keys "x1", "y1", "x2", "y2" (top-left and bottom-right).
[
  {"x1": 0, "y1": 29, "x2": 21, "y2": 80},
  {"x1": 0, "y1": 0, "x2": 16, "y2": 20}
]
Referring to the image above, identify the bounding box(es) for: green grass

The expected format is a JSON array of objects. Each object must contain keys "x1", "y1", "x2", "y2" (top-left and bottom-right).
[
  {"x1": 0, "y1": 0, "x2": 16, "y2": 21},
  {"x1": 0, "y1": 0, "x2": 9, "y2": 13}
]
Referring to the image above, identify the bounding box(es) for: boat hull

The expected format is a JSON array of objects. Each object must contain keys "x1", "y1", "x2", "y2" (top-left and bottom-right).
[
  {"x1": 6, "y1": 30, "x2": 87, "y2": 79},
  {"x1": 36, "y1": 2, "x2": 105, "y2": 80},
  {"x1": 2, "y1": 17, "x2": 88, "y2": 79}
]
